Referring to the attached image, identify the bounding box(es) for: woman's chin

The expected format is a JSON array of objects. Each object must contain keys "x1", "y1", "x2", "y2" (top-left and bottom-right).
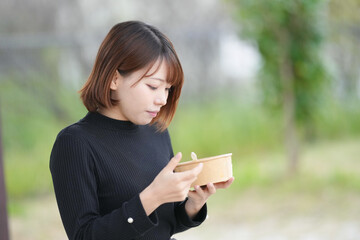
[{"x1": 132, "y1": 118, "x2": 152, "y2": 126}]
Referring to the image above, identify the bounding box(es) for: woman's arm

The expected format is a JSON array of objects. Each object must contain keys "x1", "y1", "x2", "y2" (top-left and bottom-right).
[
  {"x1": 50, "y1": 132, "x2": 158, "y2": 240},
  {"x1": 138, "y1": 152, "x2": 209, "y2": 234},
  {"x1": 172, "y1": 178, "x2": 234, "y2": 234},
  {"x1": 160, "y1": 130, "x2": 209, "y2": 233},
  {"x1": 139, "y1": 152, "x2": 203, "y2": 216},
  {"x1": 186, "y1": 178, "x2": 235, "y2": 218}
]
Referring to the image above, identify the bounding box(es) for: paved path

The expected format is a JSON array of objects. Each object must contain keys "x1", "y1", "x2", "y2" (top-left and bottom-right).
[
  {"x1": 175, "y1": 189, "x2": 360, "y2": 240},
  {"x1": 175, "y1": 215, "x2": 360, "y2": 240},
  {"x1": 9, "y1": 190, "x2": 360, "y2": 240}
]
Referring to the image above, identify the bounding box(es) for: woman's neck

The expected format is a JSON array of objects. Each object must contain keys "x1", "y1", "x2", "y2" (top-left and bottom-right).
[{"x1": 97, "y1": 107, "x2": 128, "y2": 121}]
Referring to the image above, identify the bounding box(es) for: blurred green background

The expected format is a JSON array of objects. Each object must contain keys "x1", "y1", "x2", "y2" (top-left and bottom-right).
[{"x1": 1, "y1": 0, "x2": 360, "y2": 239}]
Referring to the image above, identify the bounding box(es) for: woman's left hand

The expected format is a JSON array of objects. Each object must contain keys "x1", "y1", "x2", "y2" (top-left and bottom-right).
[{"x1": 185, "y1": 177, "x2": 235, "y2": 219}]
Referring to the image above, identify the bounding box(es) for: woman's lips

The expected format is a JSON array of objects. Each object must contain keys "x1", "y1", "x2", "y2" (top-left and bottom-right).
[{"x1": 147, "y1": 111, "x2": 158, "y2": 117}]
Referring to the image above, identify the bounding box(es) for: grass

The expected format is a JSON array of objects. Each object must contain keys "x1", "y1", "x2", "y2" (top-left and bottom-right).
[
  {"x1": 234, "y1": 138, "x2": 360, "y2": 194},
  {"x1": 170, "y1": 97, "x2": 283, "y2": 159}
]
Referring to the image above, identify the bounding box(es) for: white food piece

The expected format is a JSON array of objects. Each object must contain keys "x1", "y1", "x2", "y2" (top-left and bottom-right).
[{"x1": 191, "y1": 152, "x2": 198, "y2": 161}]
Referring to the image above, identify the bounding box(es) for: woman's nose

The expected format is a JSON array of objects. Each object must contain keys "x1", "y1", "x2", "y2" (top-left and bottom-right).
[{"x1": 155, "y1": 91, "x2": 167, "y2": 106}]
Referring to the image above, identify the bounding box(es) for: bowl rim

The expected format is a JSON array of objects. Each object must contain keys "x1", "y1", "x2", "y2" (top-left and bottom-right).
[{"x1": 175, "y1": 153, "x2": 232, "y2": 167}]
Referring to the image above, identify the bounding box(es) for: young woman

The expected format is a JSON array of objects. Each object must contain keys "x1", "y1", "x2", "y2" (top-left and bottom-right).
[{"x1": 50, "y1": 21, "x2": 234, "y2": 240}]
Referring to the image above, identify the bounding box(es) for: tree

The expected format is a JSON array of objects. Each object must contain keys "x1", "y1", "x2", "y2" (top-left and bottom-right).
[
  {"x1": 227, "y1": 0, "x2": 327, "y2": 173},
  {"x1": 0, "y1": 105, "x2": 9, "y2": 240},
  {"x1": 328, "y1": 0, "x2": 360, "y2": 100}
]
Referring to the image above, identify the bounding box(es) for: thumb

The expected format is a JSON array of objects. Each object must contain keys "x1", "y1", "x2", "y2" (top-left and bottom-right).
[{"x1": 166, "y1": 152, "x2": 182, "y2": 171}]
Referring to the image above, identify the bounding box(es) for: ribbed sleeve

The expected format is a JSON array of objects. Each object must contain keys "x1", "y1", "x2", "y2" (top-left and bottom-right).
[
  {"x1": 50, "y1": 133, "x2": 157, "y2": 240},
  {"x1": 174, "y1": 199, "x2": 207, "y2": 234}
]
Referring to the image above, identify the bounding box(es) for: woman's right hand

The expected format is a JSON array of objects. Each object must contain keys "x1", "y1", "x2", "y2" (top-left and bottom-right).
[{"x1": 139, "y1": 152, "x2": 203, "y2": 215}]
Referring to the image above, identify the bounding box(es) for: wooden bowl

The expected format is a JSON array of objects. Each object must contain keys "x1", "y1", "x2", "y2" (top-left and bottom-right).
[{"x1": 174, "y1": 153, "x2": 233, "y2": 187}]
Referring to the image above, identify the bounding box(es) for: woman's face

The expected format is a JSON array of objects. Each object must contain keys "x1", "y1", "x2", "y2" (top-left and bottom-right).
[{"x1": 108, "y1": 60, "x2": 172, "y2": 125}]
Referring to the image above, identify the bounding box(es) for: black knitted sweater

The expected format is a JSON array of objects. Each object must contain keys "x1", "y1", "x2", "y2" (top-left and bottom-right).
[{"x1": 50, "y1": 112, "x2": 207, "y2": 240}]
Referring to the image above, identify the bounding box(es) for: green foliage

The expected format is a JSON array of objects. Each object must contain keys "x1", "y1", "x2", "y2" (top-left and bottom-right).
[
  {"x1": 314, "y1": 98, "x2": 360, "y2": 139},
  {"x1": 170, "y1": 96, "x2": 283, "y2": 159},
  {"x1": 228, "y1": 0, "x2": 328, "y2": 127},
  {"x1": 0, "y1": 77, "x2": 86, "y2": 199}
]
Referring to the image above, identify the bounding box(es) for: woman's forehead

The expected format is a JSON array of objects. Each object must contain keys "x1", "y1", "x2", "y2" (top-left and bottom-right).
[
  {"x1": 141, "y1": 55, "x2": 181, "y2": 86},
  {"x1": 144, "y1": 60, "x2": 168, "y2": 80}
]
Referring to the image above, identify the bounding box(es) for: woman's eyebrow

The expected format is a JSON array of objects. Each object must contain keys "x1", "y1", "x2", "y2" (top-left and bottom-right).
[{"x1": 149, "y1": 77, "x2": 165, "y2": 82}]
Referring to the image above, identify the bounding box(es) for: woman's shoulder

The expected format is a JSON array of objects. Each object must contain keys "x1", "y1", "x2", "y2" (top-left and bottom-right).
[
  {"x1": 50, "y1": 121, "x2": 94, "y2": 171},
  {"x1": 54, "y1": 118, "x2": 91, "y2": 144}
]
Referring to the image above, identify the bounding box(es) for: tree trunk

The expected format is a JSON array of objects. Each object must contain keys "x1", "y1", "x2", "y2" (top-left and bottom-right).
[
  {"x1": 0, "y1": 105, "x2": 10, "y2": 240},
  {"x1": 279, "y1": 53, "x2": 299, "y2": 175}
]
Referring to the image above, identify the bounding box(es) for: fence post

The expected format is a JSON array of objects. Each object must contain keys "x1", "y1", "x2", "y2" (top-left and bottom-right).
[{"x1": 0, "y1": 106, "x2": 9, "y2": 240}]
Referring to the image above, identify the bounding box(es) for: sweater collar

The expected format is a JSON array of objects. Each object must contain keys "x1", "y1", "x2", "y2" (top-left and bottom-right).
[{"x1": 83, "y1": 111, "x2": 139, "y2": 131}]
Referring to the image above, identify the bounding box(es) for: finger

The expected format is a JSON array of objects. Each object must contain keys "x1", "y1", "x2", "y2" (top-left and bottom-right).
[
  {"x1": 187, "y1": 190, "x2": 198, "y2": 199},
  {"x1": 166, "y1": 152, "x2": 182, "y2": 171},
  {"x1": 194, "y1": 185, "x2": 206, "y2": 197},
  {"x1": 213, "y1": 177, "x2": 235, "y2": 189},
  {"x1": 213, "y1": 177, "x2": 234, "y2": 189},
  {"x1": 175, "y1": 163, "x2": 203, "y2": 181},
  {"x1": 190, "y1": 163, "x2": 203, "y2": 176},
  {"x1": 206, "y1": 183, "x2": 216, "y2": 195}
]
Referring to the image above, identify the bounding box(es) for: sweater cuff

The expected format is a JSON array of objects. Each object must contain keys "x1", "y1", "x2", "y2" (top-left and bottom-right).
[
  {"x1": 122, "y1": 194, "x2": 158, "y2": 235},
  {"x1": 176, "y1": 199, "x2": 207, "y2": 227}
]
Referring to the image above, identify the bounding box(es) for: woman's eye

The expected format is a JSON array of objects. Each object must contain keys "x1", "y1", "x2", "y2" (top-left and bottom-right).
[
  {"x1": 165, "y1": 87, "x2": 171, "y2": 92},
  {"x1": 147, "y1": 85, "x2": 157, "y2": 90}
]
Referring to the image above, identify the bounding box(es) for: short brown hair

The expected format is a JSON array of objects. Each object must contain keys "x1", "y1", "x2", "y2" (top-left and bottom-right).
[{"x1": 79, "y1": 21, "x2": 184, "y2": 131}]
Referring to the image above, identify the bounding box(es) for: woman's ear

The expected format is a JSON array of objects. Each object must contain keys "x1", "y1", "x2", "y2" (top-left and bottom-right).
[{"x1": 110, "y1": 70, "x2": 120, "y2": 90}]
